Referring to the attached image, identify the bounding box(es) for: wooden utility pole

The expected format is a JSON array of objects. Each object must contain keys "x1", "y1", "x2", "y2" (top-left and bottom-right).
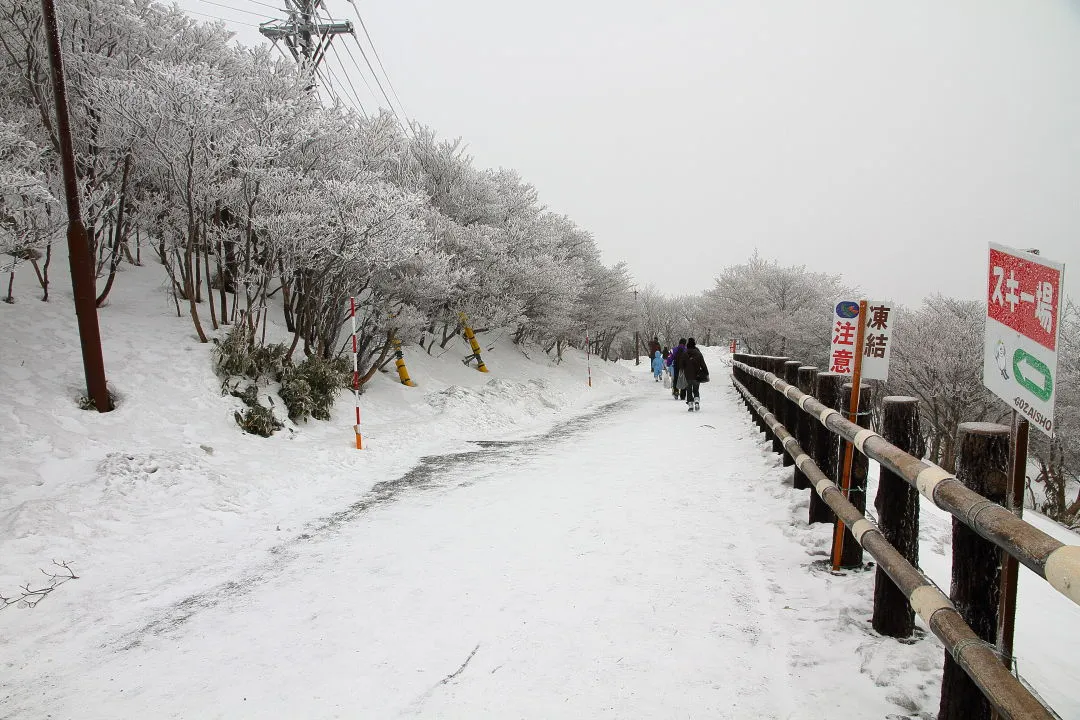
[{"x1": 41, "y1": 0, "x2": 111, "y2": 412}]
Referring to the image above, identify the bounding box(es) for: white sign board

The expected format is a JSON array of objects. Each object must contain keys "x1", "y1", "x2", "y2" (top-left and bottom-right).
[
  {"x1": 829, "y1": 299, "x2": 895, "y2": 381},
  {"x1": 983, "y1": 243, "x2": 1064, "y2": 437}
]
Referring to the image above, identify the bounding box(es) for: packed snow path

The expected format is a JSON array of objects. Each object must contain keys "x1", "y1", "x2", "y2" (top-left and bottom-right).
[{"x1": 5, "y1": 374, "x2": 937, "y2": 719}]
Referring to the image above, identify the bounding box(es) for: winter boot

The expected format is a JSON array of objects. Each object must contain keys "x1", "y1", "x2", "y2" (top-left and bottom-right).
[{"x1": 694, "y1": 399, "x2": 700, "y2": 411}]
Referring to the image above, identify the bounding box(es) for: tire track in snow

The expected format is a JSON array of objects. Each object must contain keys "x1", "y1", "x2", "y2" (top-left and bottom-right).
[{"x1": 109, "y1": 397, "x2": 638, "y2": 651}]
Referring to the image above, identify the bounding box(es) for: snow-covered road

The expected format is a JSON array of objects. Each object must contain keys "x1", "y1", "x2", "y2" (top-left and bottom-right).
[{"x1": 6, "y1": 364, "x2": 942, "y2": 719}]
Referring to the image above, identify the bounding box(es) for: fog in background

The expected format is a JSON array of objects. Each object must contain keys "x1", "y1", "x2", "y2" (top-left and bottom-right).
[{"x1": 183, "y1": 0, "x2": 1080, "y2": 305}]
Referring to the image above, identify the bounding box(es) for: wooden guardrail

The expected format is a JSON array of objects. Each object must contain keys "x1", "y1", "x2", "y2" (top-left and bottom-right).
[{"x1": 731, "y1": 353, "x2": 1077, "y2": 720}]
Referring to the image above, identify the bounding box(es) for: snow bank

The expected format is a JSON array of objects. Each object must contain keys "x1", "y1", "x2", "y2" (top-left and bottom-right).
[{"x1": 0, "y1": 259, "x2": 633, "y2": 700}]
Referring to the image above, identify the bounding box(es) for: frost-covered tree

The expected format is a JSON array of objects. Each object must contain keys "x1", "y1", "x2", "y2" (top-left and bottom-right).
[
  {"x1": 700, "y1": 252, "x2": 850, "y2": 366},
  {"x1": 1027, "y1": 299, "x2": 1080, "y2": 525},
  {"x1": 0, "y1": 118, "x2": 57, "y2": 302},
  {"x1": 0, "y1": 0, "x2": 645, "y2": 421},
  {"x1": 884, "y1": 295, "x2": 1008, "y2": 472}
]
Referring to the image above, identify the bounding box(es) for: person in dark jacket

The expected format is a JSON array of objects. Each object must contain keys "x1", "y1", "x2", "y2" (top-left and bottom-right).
[
  {"x1": 671, "y1": 338, "x2": 687, "y2": 400},
  {"x1": 682, "y1": 337, "x2": 708, "y2": 411},
  {"x1": 647, "y1": 337, "x2": 661, "y2": 360}
]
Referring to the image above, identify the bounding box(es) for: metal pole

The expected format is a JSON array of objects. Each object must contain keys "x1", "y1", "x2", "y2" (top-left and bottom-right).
[
  {"x1": 40, "y1": 0, "x2": 110, "y2": 412},
  {"x1": 832, "y1": 300, "x2": 867, "y2": 570}
]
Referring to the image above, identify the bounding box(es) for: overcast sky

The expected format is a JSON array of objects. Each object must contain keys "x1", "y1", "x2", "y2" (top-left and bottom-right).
[{"x1": 180, "y1": 0, "x2": 1080, "y2": 307}]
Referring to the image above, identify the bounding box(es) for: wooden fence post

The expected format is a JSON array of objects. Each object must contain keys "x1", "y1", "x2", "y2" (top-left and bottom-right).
[
  {"x1": 810, "y1": 372, "x2": 842, "y2": 525},
  {"x1": 782, "y1": 360, "x2": 801, "y2": 467},
  {"x1": 794, "y1": 366, "x2": 817, "y2": 490},
  {"x1": 835, "y1": 381, "x2": 873, "y2": 568},
  {"x1": 938, "y1": 422, "x2": 1010, "y2": 720},
  {"x1": 735, "y1": 354, "x2": 755, "y2": 422},
  {"x1": 873, "y1": 396, "x2": 922, "y2": 638},
  {"x1": 769, "y1": 357, "x2": 790, "y2": 456},
  {"x1": 746, "y1": 356, "x2": 765, "y2": 433},
  {"x1": 732, "y1": 352, "x2": 745, "y2": 406}
]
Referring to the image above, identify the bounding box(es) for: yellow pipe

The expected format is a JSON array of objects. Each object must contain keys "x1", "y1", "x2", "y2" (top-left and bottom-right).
[
  {"x1": 392, "y1": 336, "x2": 417, "y2": 386},
  {"x1": 459, "y1": 312, "x2": 489, "y2": 373}
]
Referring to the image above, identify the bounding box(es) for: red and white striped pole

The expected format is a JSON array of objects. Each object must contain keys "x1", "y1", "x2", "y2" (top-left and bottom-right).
[
  {"x1": 585, "y1": 325, "x2": 592, "y2": 388},
  {"x1": 350, "y1": 296, "x2": 362, "y2": 449}
]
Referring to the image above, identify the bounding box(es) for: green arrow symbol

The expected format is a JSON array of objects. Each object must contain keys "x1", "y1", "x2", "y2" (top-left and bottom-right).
[{"x1": 1013, "y1": 349, "x2": 1053, "y2": 402}]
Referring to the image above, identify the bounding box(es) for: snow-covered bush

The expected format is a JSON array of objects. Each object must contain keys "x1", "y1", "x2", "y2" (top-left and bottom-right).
[
  {"x1": 233, "y1": 405, "x2": 282, "y2": 438},
  {"x1": 212, "y1": 325, "x2": 288, "y2": 385},
  {"x1": 229, "y1": 385, "x2": 282, "y2": 437},
  {"x1": 280, "y1": 355, "x2": 350, "y2": 423}
]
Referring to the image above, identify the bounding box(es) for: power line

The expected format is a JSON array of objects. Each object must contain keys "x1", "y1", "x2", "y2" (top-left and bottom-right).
[
  {"x1": 345, "y1": 0, "x2": 410, "y2": 125},
  {"x1": 325, "y1": 43, "x2": 367, "y2": 115},
  {"x1": 188, "y1": 0, "x2": 276, "y2": 20},
  {"x1": 313, "y1": 4, "x2": 405, "y2": 130},
  {"x1": 346, "y1": 29, "x2": 404, "y2": 129},
  {"x1": 313, "y1": 63, "x2": 343, "y2": 106},
  {"x1": 328, "y1": 19, "x2": 376, "y2": 99},
  {"x1": 183, "y1": 8, "x2": 260, "y2": 27}
]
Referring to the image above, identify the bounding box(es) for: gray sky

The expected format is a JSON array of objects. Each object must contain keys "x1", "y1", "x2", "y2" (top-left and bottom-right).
[{"x1": 181, "y1": 0, "x2": 1080, "y2": 306}]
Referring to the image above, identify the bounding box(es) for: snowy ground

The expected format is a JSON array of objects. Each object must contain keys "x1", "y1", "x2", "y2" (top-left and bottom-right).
[{"x1": 2, "y1": 259, "x2": 1078, "y2": 719}]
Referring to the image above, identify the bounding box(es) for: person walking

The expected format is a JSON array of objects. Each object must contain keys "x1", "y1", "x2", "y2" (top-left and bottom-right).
[
  {"x1": 671, "y1": 338, "x2": 687, "y2": 400},
  {"x1": 651, "y1": 349, "x2": 663, "y2": 382},
  {"x1": 647, "y1": 336, "x2": 661, "y2": 360},
  {"x1": 682, "y1": 337, "x2": 709, "y2": 411}
]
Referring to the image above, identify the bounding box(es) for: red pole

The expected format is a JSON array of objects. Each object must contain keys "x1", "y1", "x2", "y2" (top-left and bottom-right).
[
  {"x1": 351, "y1": 296, "x2": 362, "y2": 449},
  {"x1": 41, "y1": 0, "x2": 110, "y2": 412},
  {"x1": 832, "y1": 300, "x2": 867, "y2": 570},
  {"x1": 585, "y1": 326, "x2": 592, "y2": 387}
]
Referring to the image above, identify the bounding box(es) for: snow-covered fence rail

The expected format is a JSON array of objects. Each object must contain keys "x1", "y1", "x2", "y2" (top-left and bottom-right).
[{"x1": 731, "y1": 353, "x2": 1079, "y2": 720}]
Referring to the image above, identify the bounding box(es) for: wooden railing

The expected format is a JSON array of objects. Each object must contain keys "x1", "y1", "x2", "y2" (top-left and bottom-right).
[{"x1": 731, "y1": 354, "x2": 1077, "y2": 720}]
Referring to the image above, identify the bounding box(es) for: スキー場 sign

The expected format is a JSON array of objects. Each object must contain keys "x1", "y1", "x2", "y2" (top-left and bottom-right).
[
  {"x1": 983, "y1": 243, "x2": 1065, "y2": 437},
  {"x1": 829, "y1": 299, "x2": 895, "y2": 381}
]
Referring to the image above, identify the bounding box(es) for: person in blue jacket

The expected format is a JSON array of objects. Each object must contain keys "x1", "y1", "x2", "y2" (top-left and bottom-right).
[{"x1": 651, "y1": 350, "x2": 664, "y2": 381}]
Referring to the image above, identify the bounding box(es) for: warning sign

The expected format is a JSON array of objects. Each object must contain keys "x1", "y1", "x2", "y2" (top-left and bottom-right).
[
  {"x1": 829, "y1": 299, "x2": 894, "y2": 381},
  {"x1": 983, "y1": 243, "x2": 1065, "y2": 437}
]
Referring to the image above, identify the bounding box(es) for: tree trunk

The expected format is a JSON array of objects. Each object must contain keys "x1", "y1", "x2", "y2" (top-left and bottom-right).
[
  {"x1": 31, "y1": 241, "x2": 52, "y2": 301},
  {"x1": 96, "y1": 153, "x2": 131, "y2": 307},
  {"x1": 217, "y1": 239, "x2": 228, "y2": 325},
  {"x1": 184, "y1": 233, "x2": 207, "y2": 343},
  {"x1": 204, "y1": 232, "x2": 218, "y2": 331}
]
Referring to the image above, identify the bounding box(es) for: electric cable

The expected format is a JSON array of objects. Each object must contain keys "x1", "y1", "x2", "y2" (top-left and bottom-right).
[
  {"x1": 183, "y1": 8, "x2": 260, "y2": 27},
  {"x1": 345, "y1": 0, "x2": 411, "y2": 125},
  {"x1": 188, "y1": 0, "x2": 277, "y2": 20},
  {"x1": 317, "y1": 4, "x2": 405, "y2": 131},
  {"x1": 325, "y1": 42, "x2": 368, "y2": 115}
]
